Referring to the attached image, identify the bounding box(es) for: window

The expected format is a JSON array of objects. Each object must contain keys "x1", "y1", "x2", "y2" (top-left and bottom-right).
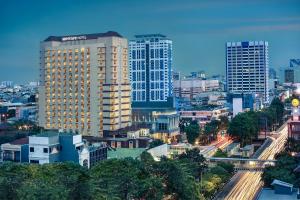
[
  {"x1": 30, "y1": 160, "x2": 39, "y2": 164},
  {"x1": 30, "y1": 147, "x2": 34, "y2": 152},
  {"x1": 150, "y1": 49, "x2": 154, "y2": 58},
  {"x1": 160, "y1": 49, "x2": 164, "y2": 58},
  {"x1": 43, "y1": 148, "x2": 48, "y2": 153}
]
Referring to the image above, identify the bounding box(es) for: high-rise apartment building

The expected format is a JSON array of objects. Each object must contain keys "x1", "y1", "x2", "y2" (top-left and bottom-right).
[
  {"x1": 129, "y1": 34, "x2": 173, "y2": 107},
  {"x1": 284, "y1": 69, "x2": 294, "y2": 83},
  {"x1": 226, "y1": 41, "x2": 269, "y2": 102},
  {"x1": 38, "y1": 31, "x2": 131, "y2": 137},
  {"x1": 290, "y1": 59, "x2": 300, "y2": 83}
]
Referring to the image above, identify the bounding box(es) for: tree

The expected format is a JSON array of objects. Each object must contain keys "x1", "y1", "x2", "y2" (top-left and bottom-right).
[
  {"x1": 213, "y1": 149, "x2": 228, "y2": 158},
  {"x1": 185, "y1": 121, "x2": 200, "y2": 144},
  {"x1": 204, "y1": 120, "x2": 220, "y2": 141},
  {"x1": 177, "y1": 148, "x2": 208, "y2": 179},
  {"x1": 262, "y1": 152, "x2": 298, "y2": 187},
  {"x1": 154, "y1": 159, "x2": 201, "y2": 200},
  {"x1": 0, "y1": 162, "x2": 91, "y2": 200},
  {"x1": 219, "y1": 116, "x2": 229, "y2": 130},
  {"x1": 228, "y1": 111, "x2": 259, "y2": 146},
  {"x1": 269, "y1": 97, "x2": 285, "y2": 125},
  {"x1": 89, "y1": 158, "x2": 164, "y2": 200},
  {"x1": 179, "y1": 118, "x2": 192, "y2": 133},
  {"x1": 217, "y1": 162, "x2": 235, "y2": 174}
]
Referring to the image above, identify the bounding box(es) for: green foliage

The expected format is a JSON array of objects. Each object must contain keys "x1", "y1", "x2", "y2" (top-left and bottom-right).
[
  {"x1": 219, "y1": 116, "x2": 229, "y2": 130},
  {"x1": 155, "y1": 159, "x2": 201, "y2": 200},
  {"x1": 216, "y1": 162, "x2": 235, "y2": 174},
  {"x1": 269, "y1": 98, "x2": 285, "y2": 124},
  {"x1": 179, "y1": 118, "x2": 192, "y2": 132},
  {"x1": 185, "y1": 121, "x2": 200, "y2": 144},
  {"x1": 0, "y1": 162, "x2": 90, "y2": 200},
  {"x1": 177, "y1": 148, "x2": 208, "y2": 179},
  {"x1": 286, "y1": 138, "x2": 300, "y2": 152},
  {"x1": 204, "y1": 120, "x2": 220, "y2": 139},
  {"x1": 89, "y1": 158, "x2": 164, "y2": 200},
  {"x1": 213, "y1": 149, "x2": 228, "y2": 158},
  {"x1": 0, "y1": 150, "x2": 231, "y2": 200},
  {"x1": 262, "y1": 152, "x2": 299, "y2": 187},
  {"x1": 228, "y1": 97, "x2": 285, "y2": 146},
  {"x1": 228, "y1": 111, "x2": 259, "y2": 146}
]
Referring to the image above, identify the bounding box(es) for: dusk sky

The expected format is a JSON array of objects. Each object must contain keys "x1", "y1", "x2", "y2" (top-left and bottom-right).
[{"x1": 0, "y1": 0, "x2": 300, "y2": 83}]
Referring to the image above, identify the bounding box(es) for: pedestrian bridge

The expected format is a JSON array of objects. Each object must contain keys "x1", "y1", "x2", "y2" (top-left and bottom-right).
[
  {"x1": 207, "y1": 157, "x2": 276, "y2": 171},
  {"x1": 207, "y1": 157, "x2": 276, "y2": 163}
]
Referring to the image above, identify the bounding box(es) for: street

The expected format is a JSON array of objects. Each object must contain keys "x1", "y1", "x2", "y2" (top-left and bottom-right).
[{"x1": 214, "y1": 124, "x2": 288, "y2": 200}]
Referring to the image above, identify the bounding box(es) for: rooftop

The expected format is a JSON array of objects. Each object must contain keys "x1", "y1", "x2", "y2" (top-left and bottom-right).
[
  {"x1": 271, "y1": 179, "x2": 293, "y2": 188},
  {"x1": 134, "y1": 34, "x2": 166, "y2": 38},
  {"x1": 32, "y1": 131, "x2": 59, "y2": 137},
  {"x1": 9, "y1": 137, "x2": 29, "y2": 145},
  {"x1": 258, "y1": 188, "x2": 298, "y2": 200},
  {"x1": 108, "y1": 148, "x2": 145, "y2": 159},
  {"x1": 44, "y1": 31, "x2": 123, "y2": 42}
]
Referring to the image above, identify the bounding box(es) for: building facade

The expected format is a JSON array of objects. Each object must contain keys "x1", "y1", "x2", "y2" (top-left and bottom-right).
[
  {"x1": 0, "y1": 138, "x2": 29, "y2": 163},
  {"x1": 179, "y1": 108, "x2": 229, "y2": 126},
  {"x1": 284, "y1": 69, "x2": 294, "y2": 83},
  {"x1": 129, "y1": 34, "x2": 173, "y2": 107},
  {"x1": 28, "y1": 131, "x2": 107, "y2": 168},
  {"x1": 290, "y1": 59, "x2": 300, "y2": 83},
  {"x1": 173, "y1": 78, "x2": 219, "y2": 100},
  {"x1": 226, "y1": 41, "x2": 269, "y2": 102},
  {"x1": 38, "y1": 31, "x2": 131, "y2": 137}
]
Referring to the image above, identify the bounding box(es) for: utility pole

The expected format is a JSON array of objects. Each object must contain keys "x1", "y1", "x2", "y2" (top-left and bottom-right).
[{"x1": 265, "y1": 117, "x2": 267, "y2": 139}]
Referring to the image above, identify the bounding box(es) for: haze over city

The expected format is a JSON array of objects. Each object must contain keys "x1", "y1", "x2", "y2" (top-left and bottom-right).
[
  {"x1": 1, "y1": 1, "x2": 300, "y2": 200},
  {"x1": 1, "y1": 0, "x2": 300, "y2": 82}
]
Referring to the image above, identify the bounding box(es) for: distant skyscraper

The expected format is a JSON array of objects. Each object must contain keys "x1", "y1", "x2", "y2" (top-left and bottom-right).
[
  {"x1": 1, "y1": 81, "x2": 13, "y2": 87},
  {"x1": 129, "y1": 34, "x2": 173, "y2": 107},
  {"x1": 38, "y1": 31, "x2": 131, "y2": 137},
  {"x1": 290, "y1": 59, "x2": 300, "y2": 83},
  {"x1": 226, "y1": 41, "x2": 269, "y2": 102},
  {"x1": 284, "y1": 69, "x2": 294, "y2": 83},
  {"x1": 189, "y1": 71, "x2": 206, "y2": 79},
  {"x1": 172, "y1": 71, "x2": 181, "y2": 81},
  {"x1": 269, "y1": 68, "x2": 277, "y2": 79}
]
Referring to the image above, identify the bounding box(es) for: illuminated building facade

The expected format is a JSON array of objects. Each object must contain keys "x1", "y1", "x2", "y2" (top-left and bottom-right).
[
  {"x1": 38, "y1": 31, "x2": 131, "y2": 137},
  {"x1": 226, "y1": 41, "x2": 269, "y2": 102},
  {"x1": 129, "y1": 34, "x2": 173, "y2": 107}
]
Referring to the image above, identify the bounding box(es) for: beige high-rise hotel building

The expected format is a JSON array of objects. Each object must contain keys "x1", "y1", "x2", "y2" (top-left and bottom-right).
[{"x1": 38, "y1": 31, "x2": 131, "y2": 137}]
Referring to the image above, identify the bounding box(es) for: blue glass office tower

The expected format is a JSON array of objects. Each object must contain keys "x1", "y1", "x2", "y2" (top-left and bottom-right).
[
  {"x1": 226, "y1": 41, "x2": 269, "y2": 103},
  {"x1": 129, "y1": 34, "x2": 173, "y2": 107}
]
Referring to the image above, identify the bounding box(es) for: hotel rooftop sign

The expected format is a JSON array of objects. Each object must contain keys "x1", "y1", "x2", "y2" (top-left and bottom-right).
[
  {"x1": 61, "y1": 36, "x2": 87, "y2": 41},
  {"x1": 44, "y1": 31, "x2": 123, "y2": 42}
]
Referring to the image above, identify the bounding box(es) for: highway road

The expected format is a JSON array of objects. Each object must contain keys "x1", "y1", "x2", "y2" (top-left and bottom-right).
[
  {"x1": 213, "y1": 124, "x2": 288, "y2": 200},
  {"x1": 200, "y1": 135, "x2": 232, "y2": 157}
]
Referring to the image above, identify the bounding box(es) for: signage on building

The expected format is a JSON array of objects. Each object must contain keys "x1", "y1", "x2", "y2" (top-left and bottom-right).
[
  {"x1": 62, "y1": 36, "x2": 87, "y2": 41},
  {"x1": 292, "y1": 98, "x2": 299, "y2": 107}
]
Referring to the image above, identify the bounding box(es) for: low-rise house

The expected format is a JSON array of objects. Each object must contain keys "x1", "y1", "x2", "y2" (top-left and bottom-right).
[
  {"x1": 147, "y1": 143, "x2": 193, "y2": 161},
  {"x1": 27, "y1": 131, "x2": 107, "y2": 168},
  {"x1": 225, "y1": 143, "x2": 240, "y2": 156},
  {"x1": 241, "y1": 144, "x2": 254, "y2": 158},
  {"x1": 0, "y1": 137, "x2": 29, "y2": 162}
]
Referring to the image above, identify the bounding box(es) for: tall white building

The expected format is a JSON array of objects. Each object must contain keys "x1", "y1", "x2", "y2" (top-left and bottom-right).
[
  {"x1": 129, "y1": 34, "x2": 173, "y2": 107},
  {"x1": 38, "y1": 31, "x2": 131, "y2": 137},
  {"x1": 226, "y1": 41, "x2": 269, "y2": 102}
]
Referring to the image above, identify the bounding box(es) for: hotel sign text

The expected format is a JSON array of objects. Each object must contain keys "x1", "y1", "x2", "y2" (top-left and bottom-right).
[{"x1": 62, "y1": 36, "x2": 87, "y2": 41}]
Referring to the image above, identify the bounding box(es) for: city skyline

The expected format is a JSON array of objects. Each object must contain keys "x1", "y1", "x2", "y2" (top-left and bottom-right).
[{"x1": 1, "y1": 0, "x2": 300, "y2": 83}]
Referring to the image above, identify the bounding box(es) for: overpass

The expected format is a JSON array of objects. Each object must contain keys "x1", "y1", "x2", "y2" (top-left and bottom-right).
[{"x1": 206, "y1": 157, "x2": 276, "y2": 171}]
